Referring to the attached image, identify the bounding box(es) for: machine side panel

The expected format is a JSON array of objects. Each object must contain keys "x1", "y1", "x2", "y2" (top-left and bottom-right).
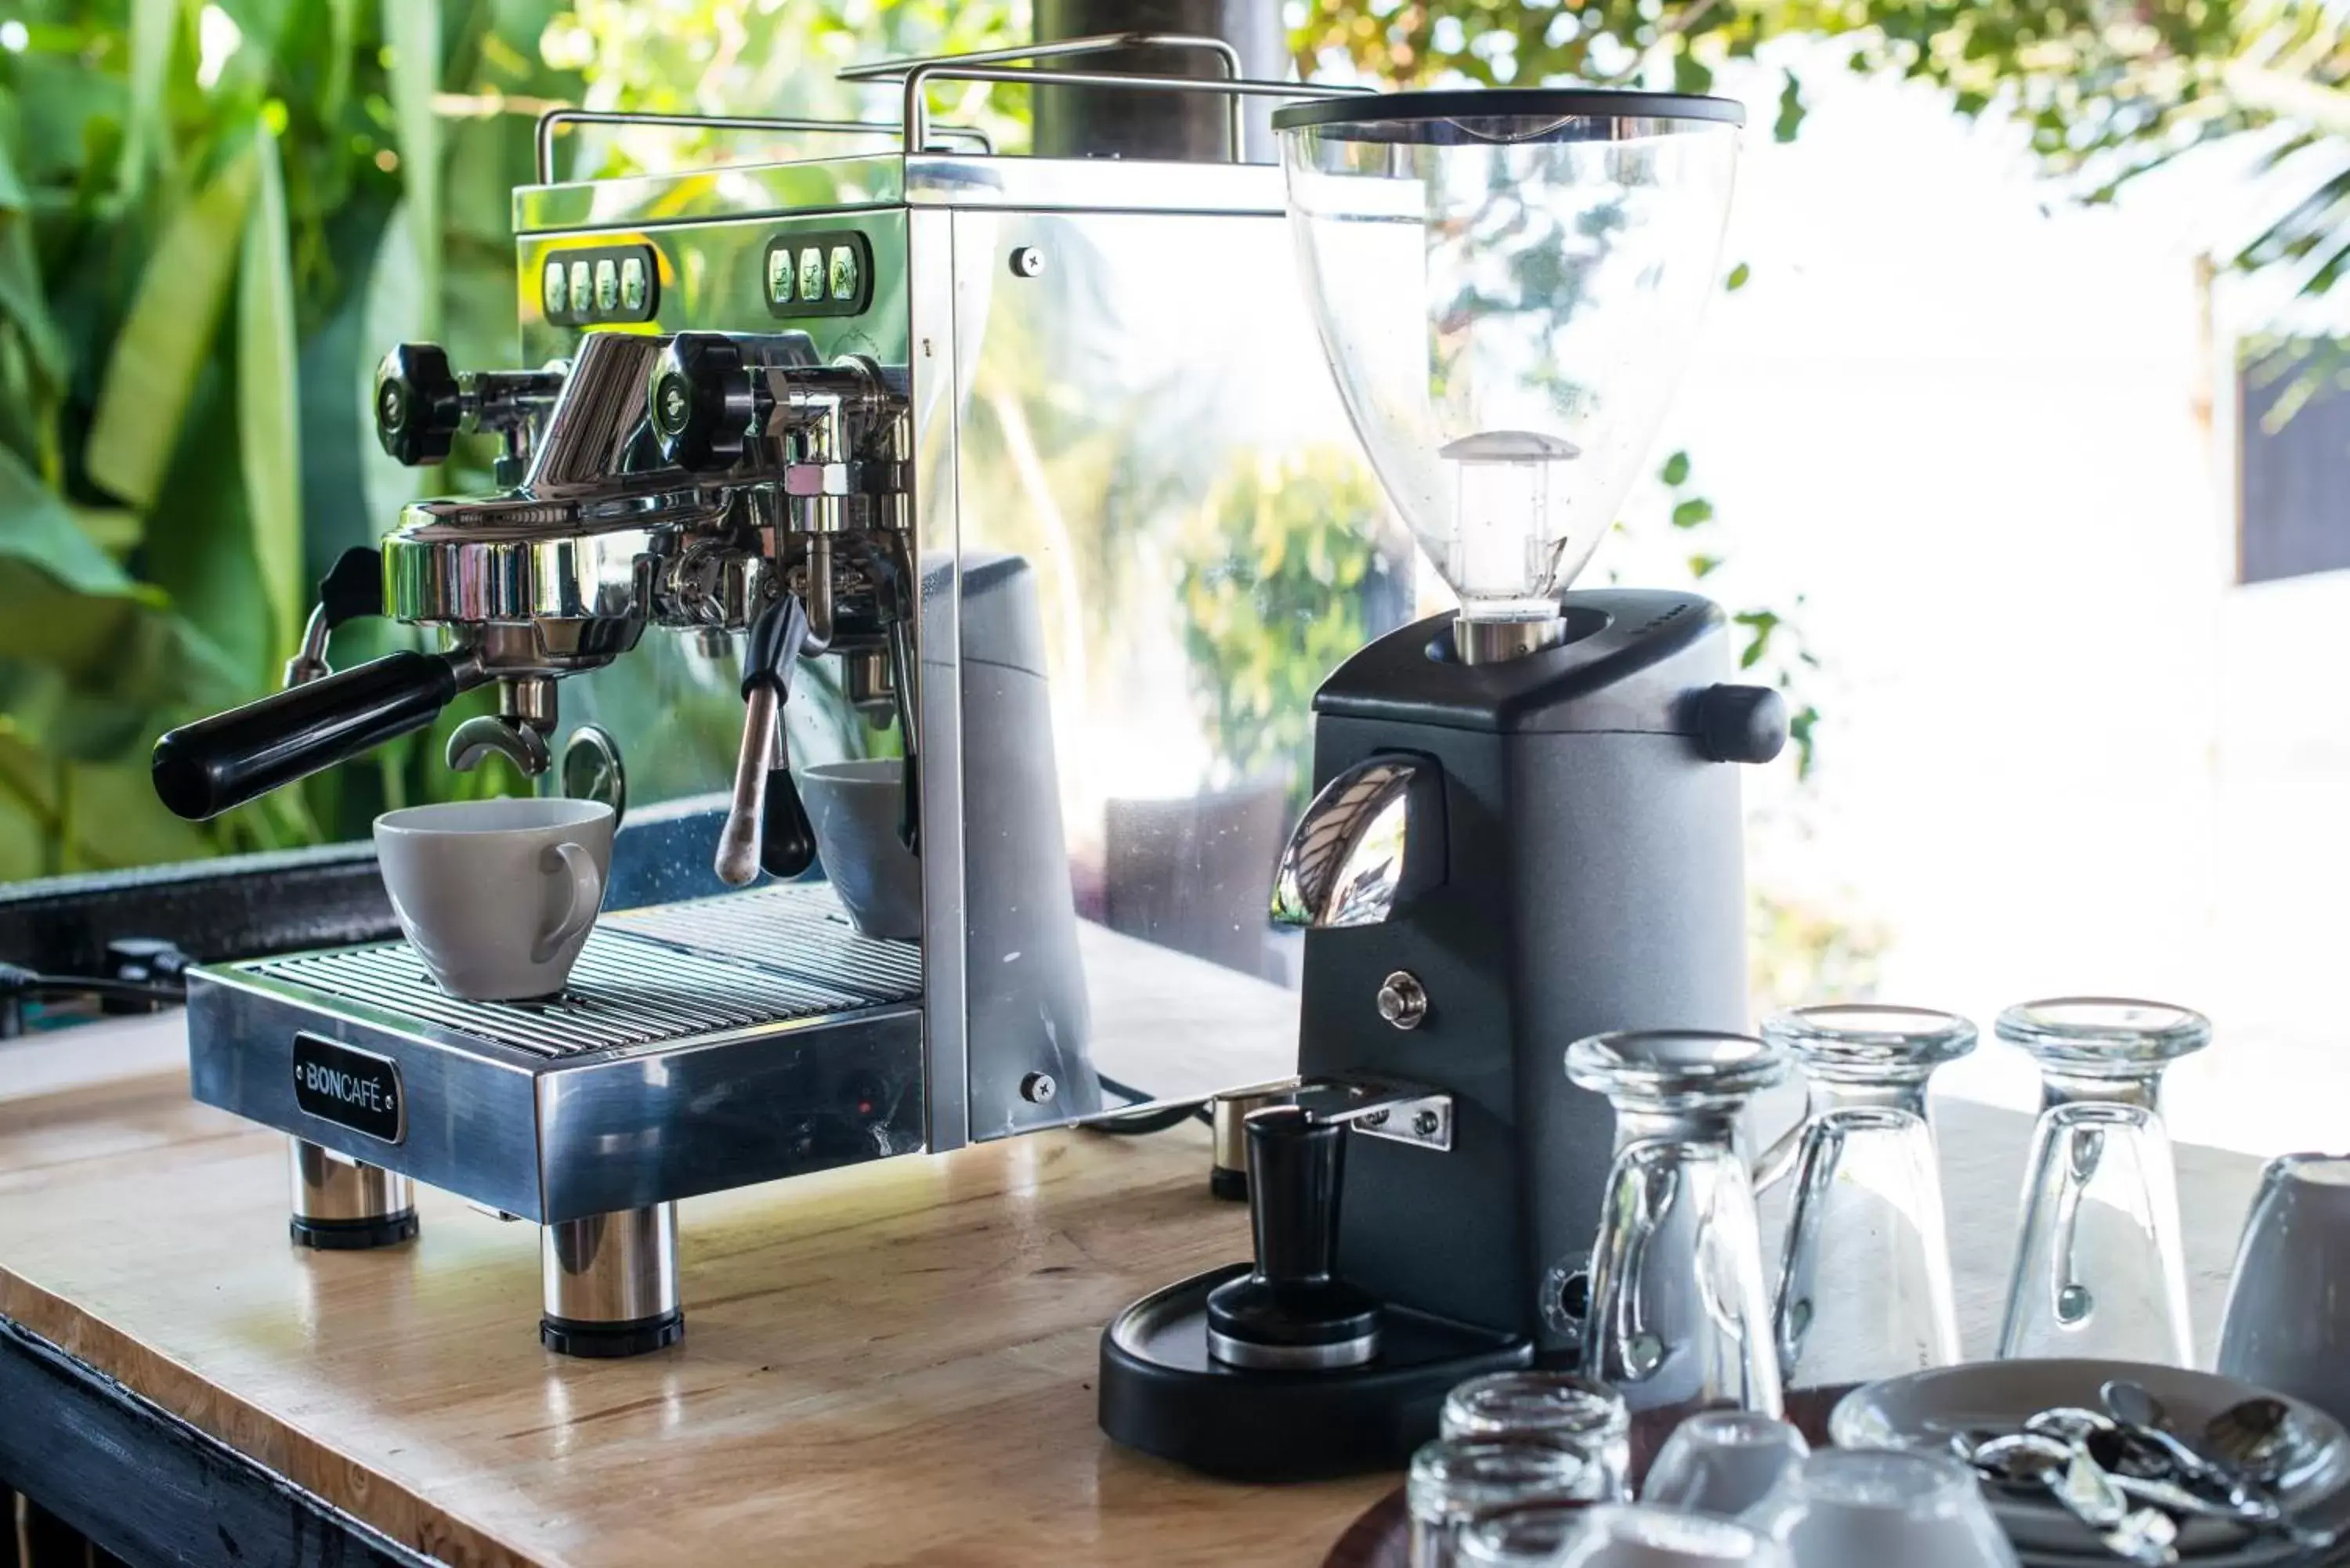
[
  {"x1": 946, "y1": 204, "x2": 1412, "y2": 1136},
  {"x1": 1506, "y1": 724, "x2": 1751, "y2": 1356},
  {"x1": 908, "y1": 204, "x2": 969, "y2": 1153}
]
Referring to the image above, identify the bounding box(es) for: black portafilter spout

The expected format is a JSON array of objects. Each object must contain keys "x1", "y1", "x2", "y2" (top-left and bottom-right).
[
  {"x1": 714, "y1": 594, "x2": 816, "y2": 886},
  {"x1": 152, "y1": 649, "x2": 479, "y2": 821},
  {"x1": 1204, "y1": 1104, "x2": 1383, "y2": 1371}
]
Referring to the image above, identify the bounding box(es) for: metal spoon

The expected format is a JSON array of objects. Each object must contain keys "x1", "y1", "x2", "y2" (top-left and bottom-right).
[
  {"x1": 1961, "y1": 1432, "x2": 2179, "y2": 1563},
  {"x1": 2099, "y1": 1379, "x2": 2231, "y2": 1487},
  {"x1": 2102, "y1": 1378, "x2": 2337, "y2": 1551},
  {"x1": 2204, "y1": 1395, "x2": 2323, "y2": 1487}
]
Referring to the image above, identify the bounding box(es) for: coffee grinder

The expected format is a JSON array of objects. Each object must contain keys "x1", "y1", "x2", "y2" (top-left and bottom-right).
[{"x1": 1098, "y1": 87, "x2": 1789, "y2": 1478}]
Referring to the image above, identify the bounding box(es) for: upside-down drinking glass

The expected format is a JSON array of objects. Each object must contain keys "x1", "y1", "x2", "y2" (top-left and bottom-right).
[
  {"x1": 1994, "y1": 997, "x2": 2211, "y2": 1364},
  {"x1": 1757, "y1": 1005, "x2": 1973, "y2": 1386},
  {"x1": 1566, "y1": 1031, "x2": 1787, "y2": 1417},
  {"x1": 1408, "y1": 1438, "x2": 1612, "y2": 1568},
  {"x1": 1441, "y1": 1371, "x2": 1634, "y2": 1499}
]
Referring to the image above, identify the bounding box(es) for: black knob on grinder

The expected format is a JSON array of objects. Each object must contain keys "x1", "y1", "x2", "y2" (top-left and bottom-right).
[
  {"x1": 1204, "y1": 1104, "x2": 1382, "y2": 1371},
  {"x1": 1691, "y1": 682, "x2": 1789, "y2": 766},
  {"x1": 374, "y1": 343, "x2": 464, "y2": 466},
  {"x1": 650, "y1": 332, "x2": 769, "y2": 471}
]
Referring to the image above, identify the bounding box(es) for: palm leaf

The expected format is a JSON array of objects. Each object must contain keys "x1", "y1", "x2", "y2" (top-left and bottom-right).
[
  {"x1": 84, "y1": 146, "x2": 258, "y2": 511},
  {"x1": 239, "y1": 125, "x2": 305, "y2": 670},
  {"x1": 385, "y1": 0, "x2": 442, "y2": 335}
]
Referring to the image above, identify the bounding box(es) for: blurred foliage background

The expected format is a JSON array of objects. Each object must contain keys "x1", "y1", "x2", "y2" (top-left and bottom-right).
[{"x1": 1, "y1": 0, "x2": 2341, "y2": 881}]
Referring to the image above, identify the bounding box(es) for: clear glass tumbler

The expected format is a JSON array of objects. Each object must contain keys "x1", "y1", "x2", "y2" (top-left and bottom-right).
[
  {"x1": 1757, "y1": 1004, "x2": 1973, "y2": 1386},
  {"x1": 1994, "y1": 997, "x2": 2211, "y2": 1364},
  {"x1": 1458, "y1": 1503, "x2": 1595, "y2": 1567},
  {"x1": 1566, "y1": 1031, "x2": 1788, "y2": 1417},
  {"x1": 1408, "y1": 1438, "x2": 1611, "y2": 1568},
  {"x1": 1441, "y1": 1371, "x2": 1633, "y2": 1499}
]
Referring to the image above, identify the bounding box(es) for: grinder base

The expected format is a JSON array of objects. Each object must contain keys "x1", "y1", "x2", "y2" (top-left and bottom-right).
[{"x1": 1098, "y1": 1263, "x2": 1531, "y2": 1481}]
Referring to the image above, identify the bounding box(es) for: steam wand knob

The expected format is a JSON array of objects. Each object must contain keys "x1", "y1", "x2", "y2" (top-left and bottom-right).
[{"x1": 1203, "y1": 1104, "x2": 1383, "y2": 1371}]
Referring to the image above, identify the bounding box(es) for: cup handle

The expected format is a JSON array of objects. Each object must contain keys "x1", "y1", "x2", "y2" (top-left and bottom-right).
[{"x1": 533, "y1": 840, "x2": 604, "y2": 963}]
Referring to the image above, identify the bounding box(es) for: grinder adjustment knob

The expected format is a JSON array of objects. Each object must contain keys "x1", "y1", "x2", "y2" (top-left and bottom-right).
[
  {"x1": 1691, "y1": 682, "x2": 1789, "y2": 766},
  {"x1": 651, "y1": 332, "x2": 772, "y2": 472},
  {"x1": 1204, "y1": 1104, "x2": 1381, "y2": 1371},
  {"x1": 374, "y1": 343, "x2": 464, "y2": 467}
]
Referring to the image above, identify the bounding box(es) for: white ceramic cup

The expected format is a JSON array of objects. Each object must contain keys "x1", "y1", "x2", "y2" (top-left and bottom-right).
[
  {"x1": 799, "y1": 759, "x2": 920, "y2": 941},
  {"x1": 1639, "y1": 1410, "x2": 1810, "y2": 1519},
  {"x1": 2218, "y1": 1152, "x2": 2350, "y2": 1426},
  {"x1": 1741, "y1": 1449, "x2": 2019, "y2": 1568},
  {"x1": 374, "y1": 797, "x2": 614, "y2": 1001}
]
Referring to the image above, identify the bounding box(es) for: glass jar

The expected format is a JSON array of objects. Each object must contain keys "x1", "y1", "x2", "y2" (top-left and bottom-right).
[{"x1": 1565, "y1": 1030, "x2": 1787, "y2": 1416}]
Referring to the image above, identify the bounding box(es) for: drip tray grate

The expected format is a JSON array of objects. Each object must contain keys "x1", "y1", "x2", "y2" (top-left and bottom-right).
[{"x1": 237, "y1": 883, "x2": 920, "y2": 1059}]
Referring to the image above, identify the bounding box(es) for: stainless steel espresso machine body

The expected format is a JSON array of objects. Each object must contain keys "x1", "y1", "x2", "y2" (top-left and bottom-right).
[{"x1": 152, "y1": 38, "x2": 1414, "y2": 1357}]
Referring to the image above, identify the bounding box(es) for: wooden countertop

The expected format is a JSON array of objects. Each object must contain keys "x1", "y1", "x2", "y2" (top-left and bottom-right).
[{"x1": 0, "y1": 1024, "x2": 2276, "y2": 1568}]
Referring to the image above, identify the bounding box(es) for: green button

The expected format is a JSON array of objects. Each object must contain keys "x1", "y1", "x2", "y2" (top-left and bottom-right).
[
  {"x1": 567, "y1": 262, "x2": 591, "y2": 316},
  {"x1": 620, "y1": 256, "x2": 647, "y2": 311},
  {"x1": 767, "y1": 247, "x2": 793, "y2": 306},
  {"x1": 593, "y1": 258, "x2": 619, "y2": 313},
  {"x1": 827, "y1": 244, "x2": 859, "y2": 302},
  {"x1": 797, "y1": 247, "x2": 824, "y2": 302},
  {"x1": 543, "y1": 259, "x2": 567, "y2": 316}
]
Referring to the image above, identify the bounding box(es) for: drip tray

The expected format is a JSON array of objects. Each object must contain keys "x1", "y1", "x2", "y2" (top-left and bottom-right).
[
  {"x1": 184, "y1": 883, "x2": 928, "y2": 1223},
  {"x1": 240, "y1": 883, "x2": 920, "y2": 1060}
]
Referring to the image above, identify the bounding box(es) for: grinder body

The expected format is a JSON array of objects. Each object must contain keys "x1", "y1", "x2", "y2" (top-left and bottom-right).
[{"x1": 1297, "y1": 587, "x2": 1756, "y2": 1358}]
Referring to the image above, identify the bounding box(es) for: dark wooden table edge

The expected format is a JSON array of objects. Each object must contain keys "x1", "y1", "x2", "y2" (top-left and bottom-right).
[{"x1": 0, "y1": 1314, "x2": 443, "y2": 1568}]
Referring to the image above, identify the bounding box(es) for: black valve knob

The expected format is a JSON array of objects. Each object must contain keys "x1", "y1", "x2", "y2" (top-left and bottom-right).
[
  {"x1": 651, "y1": 332, "x2": 768, "y2": 471},
  {"x1": 1691, "y1": 682, "x2": 1789, "y2": 766},
  {"x1": 374, "y1": 343, "x2": 465, "y2": 466},
  {"x1": 1203, "y1": 1104, "x2": 1382, "y2": 1370}
]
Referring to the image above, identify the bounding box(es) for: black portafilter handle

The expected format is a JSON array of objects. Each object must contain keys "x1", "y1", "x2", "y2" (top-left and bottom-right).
[
  {"x1": 1203, "y1": 1104, "x2": 1383, "y2": 1370},
  {"x1": 152, "y1": 651, "x2": 472, "y2": 821}
]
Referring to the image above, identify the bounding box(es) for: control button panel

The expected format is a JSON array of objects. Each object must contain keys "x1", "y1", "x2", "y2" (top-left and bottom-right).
[
  {"x1": 539, "y1": 240, "x2": 660, "y2": 327},
  {"x1": 762, "y1": 229, "x2": 873, "y2": 319}
]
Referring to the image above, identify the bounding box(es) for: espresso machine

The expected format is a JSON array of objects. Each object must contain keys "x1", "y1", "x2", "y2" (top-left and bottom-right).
[
  {"x1": 1097, "y1": 89, "x2": 1790, "y2": 1476},
  {"x1": 147, "y1": 37, "x2": 1405, "y2": 1356}
]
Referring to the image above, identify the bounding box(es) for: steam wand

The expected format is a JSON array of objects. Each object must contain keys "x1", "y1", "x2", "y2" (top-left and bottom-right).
[{"x1": 714, "y1": 594, "x2": 817, "y2": 887}]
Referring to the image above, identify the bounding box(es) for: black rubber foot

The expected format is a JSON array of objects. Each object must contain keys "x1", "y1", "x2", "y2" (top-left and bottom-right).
[
  {"x1": 290, "y1": 1210, "x2": 418, "y2": 1251},
  {"x1": 540, "y1": 1310, "x2": 684, "y2": 1358},
  {"x1": 1099, "y1": 1263, "x2": 1533, "y2": 1481},
  {"x1": 1209, "y1": 1166, "x2": 1249, "y2": 1203}
]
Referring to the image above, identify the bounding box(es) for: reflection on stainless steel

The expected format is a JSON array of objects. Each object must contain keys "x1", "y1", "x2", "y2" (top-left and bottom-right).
[
  {"x1": 446, "y1": 712, "x2": 552, "y2": 778},
  {"x1": 288, "y1": 1139, "x2": 414, "y2": 1226},
  {"x1": 1456, "y1": 616, "x2": 1568, "y2": 665},
  {"x1": 543, "y1": 1203, "x2": 679, "y2": 1324},
  {"x1": 1270, "y1": 757, "x2": 1427, "y2": 929},
  {"x1": 559, "y1": 725, "x2": 629, "y2": 825}
]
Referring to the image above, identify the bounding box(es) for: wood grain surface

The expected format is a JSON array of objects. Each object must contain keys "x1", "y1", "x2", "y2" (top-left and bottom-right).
[{"x1": 0, "y1": 1024, "x2": 2277, "y2": 1568}]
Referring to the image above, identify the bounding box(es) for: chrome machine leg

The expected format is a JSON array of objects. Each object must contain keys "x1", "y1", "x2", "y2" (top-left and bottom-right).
[
  {"x1": 287, "y1": 1137, "x2": 418, "y2": 1250},
  {"x1": 539, "y1": 1202, "x2": 683, "y2": 1357}
]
